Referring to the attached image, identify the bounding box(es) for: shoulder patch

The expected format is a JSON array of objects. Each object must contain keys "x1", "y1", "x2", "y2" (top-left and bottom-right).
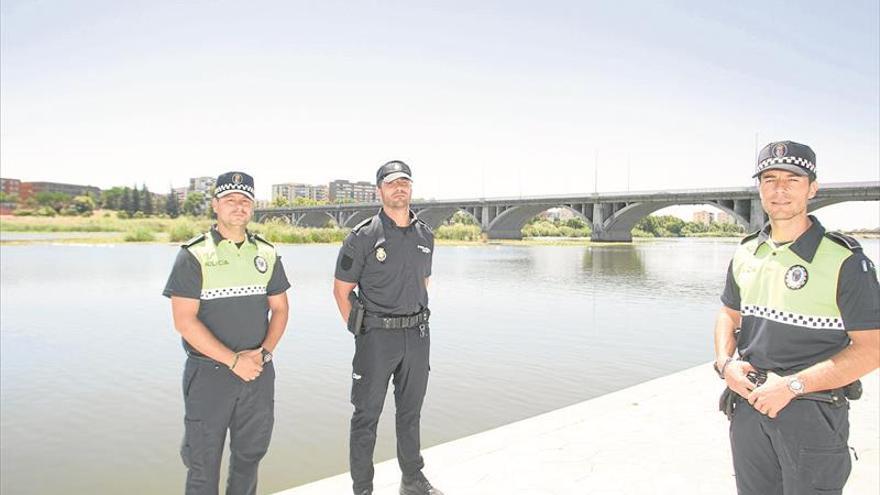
[
  {"x1": 825, "y1": 231, "x2": 862, "y2": 252},
  {"x1": 252, "y1": 233, "x2": 274, "y2": 248},
  {"x1": 181, "y1": 233, "x2": 206, "y2": 248},
  {"x1": 740, "y1": 230, "x2": 761, "y2": 245}
]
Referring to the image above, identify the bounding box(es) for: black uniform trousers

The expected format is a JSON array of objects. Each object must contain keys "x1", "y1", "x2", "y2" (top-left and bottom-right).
[
  {"x1": 350, "y1": 325, "x2": 431, "y2": 493},
  {"x1": 181, "y1": 357, "x2": 275, "y2": 495},
  {"x1": 730, "y1": 396, "x2": 851, "y2": 495}
]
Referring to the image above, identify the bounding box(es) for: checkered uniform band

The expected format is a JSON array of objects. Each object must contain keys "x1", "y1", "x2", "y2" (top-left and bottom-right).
[
  {"x1": 755, "y1": 155, "x2": 816, "y2": 175},
  {"x1": 215, "y1": 183, "x2": 255, "y2": 199}
]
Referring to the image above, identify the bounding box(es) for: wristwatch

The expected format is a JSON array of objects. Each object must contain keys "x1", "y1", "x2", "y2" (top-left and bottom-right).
[
  {"x1": 787, "y1": 376, "x2": 805, "y2": 396},
  {"x1": 261, "y1": 348, "x2": 273, "y2": 364}
]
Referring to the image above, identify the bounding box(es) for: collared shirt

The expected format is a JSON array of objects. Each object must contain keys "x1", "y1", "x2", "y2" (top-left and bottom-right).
[
  {"x1": 335, "y1": 209, "x2": 433, "y2": 316},
  {"x1": 163, "y1": 226, "x2": 290, "y2": 355},
  {"x1": 721, "y1": 216, "x2": 880, "y2": 373}
]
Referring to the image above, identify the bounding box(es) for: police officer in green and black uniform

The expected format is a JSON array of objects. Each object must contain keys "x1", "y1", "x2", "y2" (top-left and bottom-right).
[
  {"x1": 713, "y1": 141, "x2": 880, "y2": 495},
  {"x1": 163, "y1": 171, "x2": 291, "y2": 495},
  {"x1": 333, "y1": 161, "x2": 443, "y2": 495}
]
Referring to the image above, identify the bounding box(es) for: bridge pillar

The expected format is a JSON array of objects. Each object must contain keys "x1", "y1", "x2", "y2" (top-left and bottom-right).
[
  {"x1": 749, "y1": 198, "x2": 767, "y2": 232},
  {"x1": 590, "y1": 203, "x2": 633, "y2": 242}
]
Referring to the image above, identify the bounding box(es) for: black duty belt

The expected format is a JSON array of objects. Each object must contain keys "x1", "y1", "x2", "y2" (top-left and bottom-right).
[{"x1": 364, "y1": 309, "x2": 430, "y2": 330}]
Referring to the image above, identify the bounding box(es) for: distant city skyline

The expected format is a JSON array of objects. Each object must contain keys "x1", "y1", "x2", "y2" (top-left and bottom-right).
[{"x1": 2, "y1": 1, "x2": 878, "y2": 229}]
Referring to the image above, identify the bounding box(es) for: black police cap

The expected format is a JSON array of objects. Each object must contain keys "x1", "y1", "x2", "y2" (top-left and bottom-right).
[
  {"x1": 376, "y1": 160, "x2": 413, "y2": 185},
  {"x1": 753, "y1": 141, "x2": 816, "y2": 178},
  {"x1": 214, "y1": 171, "x2": 255, "y2": 201}
]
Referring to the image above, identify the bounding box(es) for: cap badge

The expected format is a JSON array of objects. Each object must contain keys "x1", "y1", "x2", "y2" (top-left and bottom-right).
[
  {"x1": 232, "y1": 173, "x2": 243, "y2": 185},
  {"x1": 254, "y1": 255, "x2": 268, "y2": 273},
  {"x1": 375, "y1": 247, "x2": 387, "y2": 262},
  {"x1": 773, "y1": 143, "x2": 788, "y2": 158},
  {"x1": 784, "y1": 265, "x2": 808, "y2": 290}
]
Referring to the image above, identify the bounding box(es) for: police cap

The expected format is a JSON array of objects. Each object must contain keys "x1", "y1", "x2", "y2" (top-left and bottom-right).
[
  {"x1": 376, "y1": 160, "x2": 413, "y2": 185},
  {"x1": 753, "y1": 141, "x2": 816, "y2": 179},
  {"x1": 214, "y1": 171, "x2": 255, "y2": 201}
]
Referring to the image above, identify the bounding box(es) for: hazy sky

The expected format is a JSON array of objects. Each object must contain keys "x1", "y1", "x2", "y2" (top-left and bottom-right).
[{"x1": 2, "y1": 0, "x2": 878, "y2": 227}]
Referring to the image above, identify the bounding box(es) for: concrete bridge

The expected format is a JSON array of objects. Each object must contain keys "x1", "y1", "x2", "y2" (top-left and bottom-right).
[{"x1": 255, "y1": 181, "x2": 879, "y2": 242}]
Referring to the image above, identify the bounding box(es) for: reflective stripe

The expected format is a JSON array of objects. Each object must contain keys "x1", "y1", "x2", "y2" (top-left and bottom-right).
[
  {"x1": 741, "y1": 304, "x2": 844, "y2": 330},
  {"x1": 200, "y1": 285, "x2": 267, "y2": 300}
]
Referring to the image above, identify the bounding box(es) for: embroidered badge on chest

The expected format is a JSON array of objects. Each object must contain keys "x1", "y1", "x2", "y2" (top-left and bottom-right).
[
  {"x1": 254, "y1": 255, "x2": 268, "y2": 273},
  {"x1": 375, "y1": 247, "x2": 387, "y2": 263},
  {"x1": 784, "y1": 265, "x2": 808, "y2": 290}
]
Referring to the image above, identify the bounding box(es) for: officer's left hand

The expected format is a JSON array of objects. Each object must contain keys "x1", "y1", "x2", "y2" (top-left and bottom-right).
[{"x1": 746, "y1": 372, "x2": 795, "y2": 418}]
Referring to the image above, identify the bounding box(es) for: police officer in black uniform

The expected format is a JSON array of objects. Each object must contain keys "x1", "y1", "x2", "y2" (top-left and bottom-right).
[
  {"x1": 164, "y1": 172, "x2": 291, "y2": 495},
  {"x1": 333, "y1": 161, "x2": 443, "y2": 495},
  {"x1": 714, "y1": 142, "x2": 880, "y2": 494}
]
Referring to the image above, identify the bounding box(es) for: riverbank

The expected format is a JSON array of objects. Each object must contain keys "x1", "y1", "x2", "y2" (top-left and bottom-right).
[{"x1": 275, "y1": 365, "x2": 879, "y2": 495}]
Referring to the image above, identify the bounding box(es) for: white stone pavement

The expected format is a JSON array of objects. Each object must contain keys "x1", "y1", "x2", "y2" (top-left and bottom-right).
[{"x1": 276, "y1": 365, "x2": 879, "y2": 495}]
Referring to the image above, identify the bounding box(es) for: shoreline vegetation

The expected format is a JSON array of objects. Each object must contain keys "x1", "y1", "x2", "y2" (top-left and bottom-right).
[{"x1": 1, "y1": 211, "x2": 877, "y2": 245}]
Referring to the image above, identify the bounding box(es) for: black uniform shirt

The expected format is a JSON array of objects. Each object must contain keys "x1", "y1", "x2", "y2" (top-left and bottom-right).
[{"x1": 335, "y1": 209, "x2": 434, "y2": 316}]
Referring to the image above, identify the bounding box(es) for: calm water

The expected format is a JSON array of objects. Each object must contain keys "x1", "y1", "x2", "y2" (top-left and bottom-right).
[{"x1": 2, "y1": 239, "x2": 878, "y2": 494}]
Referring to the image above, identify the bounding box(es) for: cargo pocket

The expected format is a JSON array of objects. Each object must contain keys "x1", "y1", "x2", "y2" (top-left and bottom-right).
[
  {"x1": 182, "y1": 360, "x2": 200, "y2": 398},
  {"x1": 180, "y1": 418, "x2": 207, "y2": 470},
  {"x1": 799, "y1": 445, "x2": 851, "y2": 493}
]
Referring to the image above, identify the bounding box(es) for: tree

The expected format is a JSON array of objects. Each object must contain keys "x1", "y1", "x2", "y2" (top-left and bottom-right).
[
  {"x1": 101, "y1": 187, "x2": 124, "y2": 210},
  {"x1": 131, "y1": 183, "x2": 141, "y2": 214},
  {"x1": 121, "y1": 187, "x2": 132, "y2": 214},
  {"x1": 272, "y1": 196, "x2": 290, "y2": 207},
  {"x1": 142, "y1": 184, "x2": 153, "y2": 215},
  {"x1": 183, "y1": 191, "x2": 206, "y2": 216},
  {"x1": 34, "y1": 192, "x2": 70, "y2": 213},
  {"x1": 166, "y1": 188, "x2": 180, "y2": 218},
  {"x1": 71, "y1": 195, "x2": 96, "y2": 215}
]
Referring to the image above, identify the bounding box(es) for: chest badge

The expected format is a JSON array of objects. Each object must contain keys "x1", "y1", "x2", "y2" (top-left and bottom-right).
[
  {"x1": 784, "y1": 265, "x2": 808, "y2": 290},
  {"x1": 375, "y1": 247, "x2": 387, "y2": 263},
  {"x1": 254, "y1": 255, "x2": 268, "y2": 273}
]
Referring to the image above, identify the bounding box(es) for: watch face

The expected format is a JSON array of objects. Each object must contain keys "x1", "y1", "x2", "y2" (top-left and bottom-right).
[{"x1": 789, "y1": 379, "x2": 804, "y2": 393}]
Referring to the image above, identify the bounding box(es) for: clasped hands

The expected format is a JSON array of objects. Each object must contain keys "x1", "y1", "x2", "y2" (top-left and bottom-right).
[
  {"x1": 722, "y1": 360, "x2": 796, "y2": 419},
  {"x1": 230, "y1": 348, "x2": 265, "y2": 382}
]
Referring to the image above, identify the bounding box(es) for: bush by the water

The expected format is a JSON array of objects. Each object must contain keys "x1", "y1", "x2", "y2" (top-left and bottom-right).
[
  {"x1": 124, "y1": 227, "x2": 156, "y2": 242},
  {"x1": 250, "y1": 221, "x2": 347, "y2": 244},
  {"x1": 522, "y1": 220, "x2": 590, "y2": 238},
  {"x1": 435, "y1": 223, "x2": 482, "y2": 241}
]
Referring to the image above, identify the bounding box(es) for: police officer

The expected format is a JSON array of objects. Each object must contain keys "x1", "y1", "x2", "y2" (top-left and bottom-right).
[
  {"x1": 714, "y1": 141, "x2": 880, "y2": 494},
  {"x1": 163, "y1": 171, "x2": 291, "y2": 495},
  {"x1": 333, "y1": 160, "x2": 443, "y2": 495}
]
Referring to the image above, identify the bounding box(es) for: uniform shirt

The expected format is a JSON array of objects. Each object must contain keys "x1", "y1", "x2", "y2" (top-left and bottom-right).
[
  {"x1": 163, "y1": 227, "x2": 290, "y2": 355},
  {"x1": 335, "y1": 209, "x2": 433, "y2": 316},
  {"x1": 722, "y1": 216, "x2": 880, "y2": 373}
]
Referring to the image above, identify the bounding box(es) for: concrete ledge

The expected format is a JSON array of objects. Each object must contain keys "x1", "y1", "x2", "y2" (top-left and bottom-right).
[{"x1": 275, "y1": 364, "x2": 879, "y2": 495}]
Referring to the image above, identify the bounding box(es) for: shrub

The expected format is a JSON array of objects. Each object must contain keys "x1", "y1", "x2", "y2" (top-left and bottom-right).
[
  {"x1": 117, "y1": 211, "x2": 131, "y2": 219},
  {"x1": 435, "y1": 224, "x2": 482, "y2": 241},
  {"x1": 124, "y1": 227, "x2": 156, "y2": 242},
  {"x1": 169, "y1": 221, "x2": 198, "y2": 243},
  {"x1": 12, "y1": 209, "x2": 35, "y2": 216}
]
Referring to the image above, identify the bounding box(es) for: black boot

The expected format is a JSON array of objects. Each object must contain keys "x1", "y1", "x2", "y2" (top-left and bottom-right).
[{"x1": 400, "y1": 472, "x2": 444, "y2": 495}]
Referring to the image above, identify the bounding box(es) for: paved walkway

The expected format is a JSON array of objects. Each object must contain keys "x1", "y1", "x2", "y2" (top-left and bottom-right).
[{"x1": 276, "y1": 364, "x2": 879, "y2": 495}]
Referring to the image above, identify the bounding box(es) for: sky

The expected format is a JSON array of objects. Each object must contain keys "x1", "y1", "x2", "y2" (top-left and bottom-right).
[{"x1": 1, "y1": 0, "x2": 878, "y2": 228}]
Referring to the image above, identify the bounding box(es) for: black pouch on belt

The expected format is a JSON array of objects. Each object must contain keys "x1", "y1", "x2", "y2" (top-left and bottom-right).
[
  {"x1": 347, "y1": 290, "x2": 366, "y2": 336},
  {"x1": 719, "y1": 388, "x2": 736, "y2": 421},
  {"x1": 844, "y1": 379, "x2": 862, "y2": 400}
]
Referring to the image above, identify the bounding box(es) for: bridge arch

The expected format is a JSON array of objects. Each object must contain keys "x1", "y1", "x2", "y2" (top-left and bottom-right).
[
  {"x1": 257, "y1": 212, "x2": 292, "y2": 224},
  {"x1": 596, "y1": 201, "x2": 750, "y2": 242},
  {"x1": 296, "y1": 211, "x2": 336, "y2": 228},
  {"x1": 414, "y1": 207, "x2": 481, "y2": 230},
  {"x1": 341, "y1": 209, "x2": 378, "y2": 228},
  {"x1": 485, "y1": 204, "x2": 595, "y2": 239}
]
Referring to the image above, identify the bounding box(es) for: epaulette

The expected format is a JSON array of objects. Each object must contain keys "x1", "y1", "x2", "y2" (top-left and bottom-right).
[
  {"x1": 739, "y1": 230, "x2": 761, "y2": 245},
  {"x1": 414, "y1": 216, "x2": 434, "y2": 234},
  {"x1": 351, "y1": 216, "x2": 377, "y2": 235},
  {"x1": 181, "y1": 233, "x2": 206, "y2": 248},
  {"x1": 825, "y1": 231, "x2": 862, "y2": 252},
  {"x1": 252, "y1": 233, "x2": 274, "y2": 248}
]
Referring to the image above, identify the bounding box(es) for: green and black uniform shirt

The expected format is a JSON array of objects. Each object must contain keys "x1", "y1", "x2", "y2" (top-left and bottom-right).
[
  {"x1": 335, "y1": 209, "x2": 433, "y2": 316},
  {"x1": 722, "y1": 216, "x2": 880, "y2": 374},
  {"x1": 163, "y1": 226, "x2": 290, "y2": 356}
]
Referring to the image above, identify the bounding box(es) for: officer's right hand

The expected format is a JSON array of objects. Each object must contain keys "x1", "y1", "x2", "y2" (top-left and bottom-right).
[
  {"x1": 724, "y1": 360, "x2": 757, "y2": 399},
  {"x1": 231, "y1": 351, "x2": 263, "y2": 382}
]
